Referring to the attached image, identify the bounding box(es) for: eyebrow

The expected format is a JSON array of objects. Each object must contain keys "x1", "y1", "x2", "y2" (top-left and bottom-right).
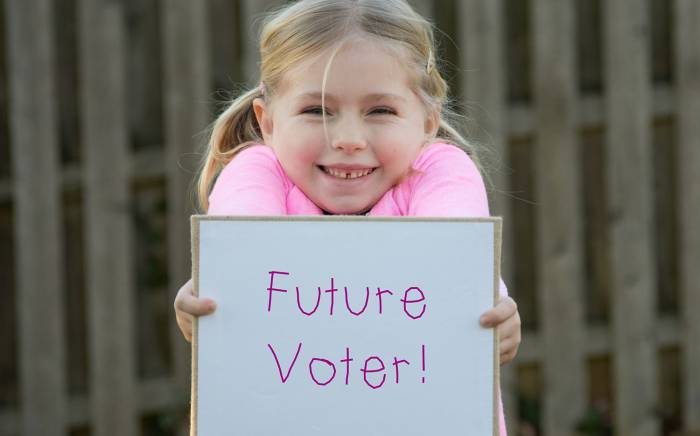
[{"x1": 296, "y1": 92, "x2": 407, "y2": 103}]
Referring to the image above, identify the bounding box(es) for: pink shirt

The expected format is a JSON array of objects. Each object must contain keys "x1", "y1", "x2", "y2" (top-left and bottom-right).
[
  {"x1": 210, "y1": 142, "x2": 490, "y2": 217},
  {"x1": 208, "y1": 141, "x2": 508, "y2": 434}
]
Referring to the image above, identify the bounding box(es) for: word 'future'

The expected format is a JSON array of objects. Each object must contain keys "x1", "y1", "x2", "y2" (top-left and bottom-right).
[
  {"x1": 265, "y1": 270, "x2": 427, "y2": 319},
  {"x1": 265, "y1": 271, "x2": 429, "y2": 389}
]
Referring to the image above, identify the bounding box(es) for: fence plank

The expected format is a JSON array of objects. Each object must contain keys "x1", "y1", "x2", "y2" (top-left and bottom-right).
[
  {"x1": 241, "y1": 0, "x2": 286, "y2": 85},
  {"x1": 457, "y1": 1, "x2": 517, "y2": 434},
  {"x1": 161, "y1": 0, "x2": 212, "y2": 399},
  {"x1": 79, "y1": 1, "x2": 137, "y2": 435},
  {"x1": 459, "y1": 0, "x2": 509, "y2": 225},
  {"x1": 210, "y1": 0, "x2": 244, "y2": 90},
  {"x1": 532, "y1": 1, "x2": 587, "y2": 434},
  {"x1": 676, "y1": 0, "x2": 700, "y2": 431},
  {"x1": 604, "y1": 1, "x2": 658, "y2": 435},
  {"x1": 5, "y1": 0, "x2": 67, "y2": 434}
]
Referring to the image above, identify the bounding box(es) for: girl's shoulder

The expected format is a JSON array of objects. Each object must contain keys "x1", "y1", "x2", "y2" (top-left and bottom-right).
[
  {"x1": 218, "y1": 143, "x2": 283, "y2": 177},
  {"x1": 208, "y1": 143, "x2": 292, "y2": 215},
  {"x1": 210, "y1": 143, "x2": 322, "y2": 216},
  {"x1": 394, "y1": 141, "x2": 489, "y2": 217},
  {"x1": 218, "y1": 142, "x2": 292, "y2": 188},
  {"x1": 412, "y1": 141, "x2": 481, "y2": 176},
  {"x1": 234, "y1": 142, "x2": 278, "y2": 161}
]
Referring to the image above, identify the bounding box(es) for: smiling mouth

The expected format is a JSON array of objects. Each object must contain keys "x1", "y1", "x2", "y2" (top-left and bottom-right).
[{"x1": 318, "y1": 166, "x2": 377, "y2": 179}]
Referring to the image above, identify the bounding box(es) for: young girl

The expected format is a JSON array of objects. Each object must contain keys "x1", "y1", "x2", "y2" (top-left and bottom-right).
[{"x1": 175, "y1": 0, "x2": 520, "y2": 433}]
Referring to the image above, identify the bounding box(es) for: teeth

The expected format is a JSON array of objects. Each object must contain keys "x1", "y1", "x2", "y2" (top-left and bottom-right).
[{"x1": 323, "y1": 167, "x2": 374, "y2": 179}]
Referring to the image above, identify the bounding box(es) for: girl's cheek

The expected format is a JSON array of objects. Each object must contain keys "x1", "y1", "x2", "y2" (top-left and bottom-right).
[
  {"x1": 378, "y1": 144, "x2": 405, "y2": 163},
  {"x1": 291, "y1": 141, "x2": 323, "y2": 165}
]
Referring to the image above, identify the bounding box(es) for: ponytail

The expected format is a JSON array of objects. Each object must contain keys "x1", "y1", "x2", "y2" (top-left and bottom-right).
[{"x1": 197, "y1": 87, "x2": 264, "y2": 212}]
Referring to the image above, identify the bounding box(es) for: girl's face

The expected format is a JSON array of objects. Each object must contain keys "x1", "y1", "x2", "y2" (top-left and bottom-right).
[{"x1": 253, "y1": 38, "x2": 438, "y2": 214}]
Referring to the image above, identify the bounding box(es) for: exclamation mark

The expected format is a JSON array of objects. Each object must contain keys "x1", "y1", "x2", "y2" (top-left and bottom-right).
[{"x1": 421, "y1": 344, "x2": 426, "y2": 383}]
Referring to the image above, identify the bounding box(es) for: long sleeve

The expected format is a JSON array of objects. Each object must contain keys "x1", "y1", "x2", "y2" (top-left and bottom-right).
[
  {"x1": 407, "y1": 143, "x2": 490, "y2": 217},
  {"x1": 207, "y1": 145, "x2": 288, "y2": 216}
]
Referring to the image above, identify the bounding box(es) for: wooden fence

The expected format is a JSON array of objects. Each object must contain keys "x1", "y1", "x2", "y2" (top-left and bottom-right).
[{"x1": 1, "y1": 0, "x2": 698, "y2": 435}]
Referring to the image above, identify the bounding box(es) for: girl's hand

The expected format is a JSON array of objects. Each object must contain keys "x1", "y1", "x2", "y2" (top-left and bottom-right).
[
  {"x1": 174, "y1": 278, "x2": 217, "y2": 342},
  {"x1": 480, "y1": 296, "x2": 521, "y2": 365}
]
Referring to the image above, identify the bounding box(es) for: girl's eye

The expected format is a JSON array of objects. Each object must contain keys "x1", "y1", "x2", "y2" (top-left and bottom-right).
[
  {"x1": 301, "y1": 106, "x2": 330, "y2": 115},
  {"x1": 369, "y1": 107, "x2": 396, "y2": 115}
]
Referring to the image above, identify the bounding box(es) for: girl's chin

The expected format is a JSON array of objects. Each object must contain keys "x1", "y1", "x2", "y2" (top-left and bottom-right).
[{"x1": 319, "y1": 201, "x2": 374, "y2": 216}]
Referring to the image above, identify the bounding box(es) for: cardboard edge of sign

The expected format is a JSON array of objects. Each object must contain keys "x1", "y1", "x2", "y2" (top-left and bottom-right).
[{"x1": 189, "y1": 215, "x2": 503, "y2": 436}]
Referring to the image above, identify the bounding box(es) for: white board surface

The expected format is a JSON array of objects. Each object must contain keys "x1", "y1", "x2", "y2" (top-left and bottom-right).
[{"x1": 192, "y1": 216, "x2": 501, "y2": 436}]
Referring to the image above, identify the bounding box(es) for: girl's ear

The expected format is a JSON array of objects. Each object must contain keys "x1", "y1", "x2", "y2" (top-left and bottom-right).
[
  {"x1": 424, "y1": 106, "x2": 440, "y2": 140},
  {"x1": 252, "y1": 98, "x2": 273, "y2": 140}
]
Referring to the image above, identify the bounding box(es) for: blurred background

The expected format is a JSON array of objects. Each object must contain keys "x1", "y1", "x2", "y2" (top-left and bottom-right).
[{"x1": 1, "y1": 0, "x2": 699, "y2": 435}]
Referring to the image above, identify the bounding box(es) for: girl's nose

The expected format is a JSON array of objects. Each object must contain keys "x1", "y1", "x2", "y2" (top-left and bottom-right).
[
  {"x1": 330, "y1": 117, "x2": 367, "y2": 153},
  {"x1": 332, "y1": 138, "x2": 367, "y2": 153}
]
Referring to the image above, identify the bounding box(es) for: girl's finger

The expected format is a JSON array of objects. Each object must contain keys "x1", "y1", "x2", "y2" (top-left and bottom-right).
[
  {"x1": 499, "y1": 335, "x2": 519, "y2": 355},
  {"x1": 480, "y1": 296, "x2": 518, "y2": 327},
  {"x1": 175, "y1": 292, "x2": 217, "y2": 316},
  {"x1": 497, "y1": 313, "x2": 521, "y2": 338},
  {"x1": 499, "y1": 345, "x2": 519, "y2": 365},
  {"x1": 175, "y1": 313, "x2": 193, "y2": 342},
  {"x1": 500, "y1": 350, "x2": 516, "y2": 365}
]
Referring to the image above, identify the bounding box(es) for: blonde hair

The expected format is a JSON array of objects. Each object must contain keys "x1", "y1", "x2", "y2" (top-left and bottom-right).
[{"x1": 197, "y1": 0, "x2": 478, "y2": 212}]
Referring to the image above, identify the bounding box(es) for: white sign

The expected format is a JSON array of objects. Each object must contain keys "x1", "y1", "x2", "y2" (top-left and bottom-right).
[{"x1": 191, "y1": 216, "x2": 501, "y2": 436}]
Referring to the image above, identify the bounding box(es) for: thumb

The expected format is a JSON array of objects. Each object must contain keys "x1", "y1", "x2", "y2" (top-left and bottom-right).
[
  {"x1": 176, "y1": 293, "x2": 218, "y2": 316},
  {"x1": 480, "y1": 296, "x2": 517, "y2": 327}
]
